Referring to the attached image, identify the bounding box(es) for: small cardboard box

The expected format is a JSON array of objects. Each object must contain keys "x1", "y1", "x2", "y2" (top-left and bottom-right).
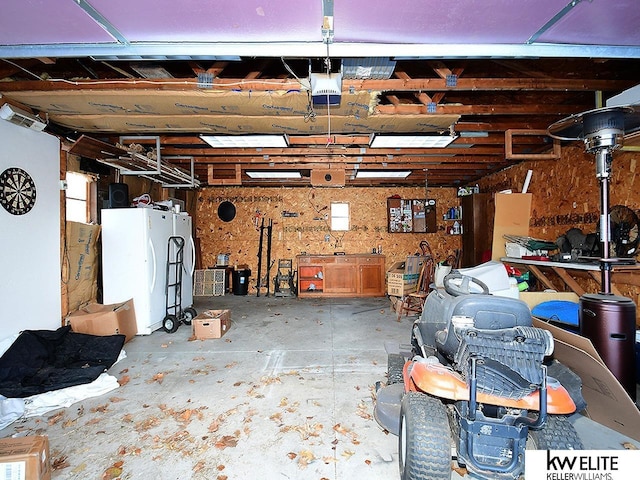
[
  {"x1": 67, "y1": 298, "x2": 137, "y2": 343},
  {"x1": 193, "y1": 309, "x2": 231, "y2": 339},
  {"x1": 387, "y1": 261, "x2": 419, "y2": 296},
  {"x1": 0, "y1": 435, "x2": 51, "y2": 480}
]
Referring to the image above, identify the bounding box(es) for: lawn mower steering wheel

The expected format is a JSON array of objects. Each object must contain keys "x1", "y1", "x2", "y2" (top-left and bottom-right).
[{"x1": 443, "y1": 272, "x2": 490, "y2": 296}]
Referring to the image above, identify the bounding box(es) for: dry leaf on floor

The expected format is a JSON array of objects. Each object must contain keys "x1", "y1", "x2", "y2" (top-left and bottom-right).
[
  {"x1": 287, "y1": 452, "x2": 297, "y2": 460},
  {"x1": 365, "y1": 459, "x2": 372, "y2": 465},
  {"x1": 281, "y1": 422, "x2": 323, "y2": 440},
  {"x1": 118, "y1": 368, "x2": 129, "y2": 374},
  {"x1": 47, "y1": 412, "x2": 65, "y2": 425},
  {"x1": 118, "y1": 375, "x2": 130, "y2": 386},
  {"x1": 217, "y1": 465, "x2": 226, "y2": 471},
  {"x1": 102, "y1": 461, "x2": 124, "y2": 480},
  {"x1": 91, "y1": 404, "x2": 109, "y2": 413},
  {"x1": 342, "y1": 449, "x2": 355, "y2": 459},
  {"x1": 134, "y1": 417, "x2": 161, "y2": 432},
  {"x1": 453, "y1": 464, "x2": 468, "y2": 476},
  {"x1": 147, "y1": 372, "x2": 165, "y2": 384},
  {"x1": 62, "y1": 417, "x2": 77, "y2": 428},
  {"x1": 623, "y1": 442, "x2": 638, "y2": 450},
  {"x1": 122, "y1": 414, "x2": 134, "y2": 423},
  {"x1": 217, "y1": 476, "x2": 228, "y2": 480},
  {"x1": 109, "y1": 396, "x2": 125, "y2": 403},
  {"x1": 269, "y1": 412, "x2": 283, "y2": 425},
  {"x1": 261, "y1": 375, "x2": 282, "y2": 385},
  {"x1": 225, "y1": 362, "x2": 238, "y2": 368},
  {"x1": 193, "y1": 460, "x2": 206, "y2": 473},
  {"x1": 214, "y1": 435, "x2": 238, "y2": 449},
  {"x1": 52, "y1": 455, "x2": 70, "y2": 470},
  {"x1": 356, "y1": 401, "x2": 372, "y2": 420},
  {"x1": 297, "y1": 450, "x2": 316, "y2": 469}
]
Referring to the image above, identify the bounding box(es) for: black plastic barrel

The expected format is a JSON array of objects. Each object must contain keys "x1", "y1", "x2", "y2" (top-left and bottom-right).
[
  {"x1": 579, "y1": 293, "x2": 637, "y2": 400},
  {"x1": 232, "y1": 269, "x2": 251, "y2": 295}
]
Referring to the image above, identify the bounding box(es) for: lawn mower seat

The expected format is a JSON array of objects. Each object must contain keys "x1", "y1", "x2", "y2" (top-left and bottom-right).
[{"x1": 435, "y1": 294, "x2": 534, "y2": 360}]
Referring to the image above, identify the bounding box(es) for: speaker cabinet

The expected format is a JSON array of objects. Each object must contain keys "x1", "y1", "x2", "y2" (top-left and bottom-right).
[
  {"x1": 108, "y1": 183, "x2": 129, "y2": 208},
  {"x1": 310, "y1": 169, "x2": 345, "y2": 187}
]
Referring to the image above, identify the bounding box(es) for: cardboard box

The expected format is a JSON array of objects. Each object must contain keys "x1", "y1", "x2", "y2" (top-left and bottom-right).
[
  {"x1": 533, "y1": 317, "x2": 640, "y2": 441},
  {"x1": 491, "y1": 193, "x2": 532, "y2": 261},
  {"x1": 522, "y1": 290, "x2": 640, "y2": 440},
  {"x1": 0, "y1": 435, "x2": 51, "y2": 480},
  {"x1": 387, "y1": 261, "x2": 419, "y2": 296},
  {"x1": 65, "y1": 221, "x2": 101, "y2": 312},
  {"x1": 519, "y1": 291, "x2": 579, "y2": 309},
  {"x1": 193, "y1": 309, "x2": 231, "y2": 339},
  {"x1": 67, "y1": 298, "x2": 137, "y2": 343}
]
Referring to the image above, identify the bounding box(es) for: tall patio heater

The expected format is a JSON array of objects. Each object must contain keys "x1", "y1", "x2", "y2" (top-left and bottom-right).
[{"x1": 548, "y1": 105, "x2": 640, "y2": 400}]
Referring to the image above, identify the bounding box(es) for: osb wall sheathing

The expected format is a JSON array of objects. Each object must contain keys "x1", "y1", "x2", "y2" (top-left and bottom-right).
[
  {"x1": 196, "y1": 186, "x2": 462, "y2": 292},
  {"x1": 478, "y1": 144, "x2": 640, "y2": 324}
]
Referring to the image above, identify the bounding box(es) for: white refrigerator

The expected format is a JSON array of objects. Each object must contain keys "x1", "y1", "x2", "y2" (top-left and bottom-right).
[
  {"x1": 172, "y1": 212, "x2": 195, "y2": 310},
  {"x1": 102, "y1": 208, "x2": 174, "y2": 335}
]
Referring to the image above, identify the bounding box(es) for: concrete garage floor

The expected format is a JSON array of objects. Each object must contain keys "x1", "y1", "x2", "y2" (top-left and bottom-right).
[{"x1": 2, "y1": 295, "x2": 639, "y2": 479}]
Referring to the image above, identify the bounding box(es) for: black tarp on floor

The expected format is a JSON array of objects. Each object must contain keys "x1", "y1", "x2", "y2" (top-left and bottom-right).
[{"x1": 0, "y1": 326, "x2": 125, "y2": 398}]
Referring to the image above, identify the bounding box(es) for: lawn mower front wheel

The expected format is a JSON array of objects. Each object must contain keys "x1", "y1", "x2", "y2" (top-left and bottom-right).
[{"x1": 399, "y1": 392, "x2": 452, "y2": 480}]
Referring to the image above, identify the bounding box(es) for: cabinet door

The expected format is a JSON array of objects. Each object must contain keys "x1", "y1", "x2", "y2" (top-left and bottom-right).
[
  {"x1": 359, "y1": 263, "x2": 384, "y2": 295},
  {"x1": 324, "y1": 263, "x2": 357, "y2": 293}
]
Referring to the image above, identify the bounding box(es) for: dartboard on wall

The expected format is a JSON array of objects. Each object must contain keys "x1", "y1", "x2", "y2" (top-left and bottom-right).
[{"x1": 0, "y1": 167, "x2": 37, "y2": 215}]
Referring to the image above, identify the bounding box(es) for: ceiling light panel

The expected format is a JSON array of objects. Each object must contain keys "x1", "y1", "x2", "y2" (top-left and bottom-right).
[
  {"x1": 355, "y1": 171, "x2": 411, "y2": 179},
  {"x1": 201, "y1": 135, "x2": 289, "y2": 148},
  {"x1": 245, "y1": 171, "x2": 301, "y2": 179},
  {"x1": 369, "y1": 134, "x2": 457, "y2": 148}
]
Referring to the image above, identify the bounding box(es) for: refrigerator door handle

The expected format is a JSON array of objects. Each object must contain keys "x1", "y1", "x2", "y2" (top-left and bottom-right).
[
  {"x1": 149, "y1": 237, "x2": 157, "y2": 293},
  {"x1": 189, "y1": 236, "x2": 196, "y2": 276}
]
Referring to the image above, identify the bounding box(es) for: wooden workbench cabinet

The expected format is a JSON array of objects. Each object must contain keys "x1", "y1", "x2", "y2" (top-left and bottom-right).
[{"x1": 297, "y1": 254, "x2": 386, "y2": 297}]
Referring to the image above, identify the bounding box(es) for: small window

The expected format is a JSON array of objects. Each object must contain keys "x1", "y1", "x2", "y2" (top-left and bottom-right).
[
  {"x1": 330, "y1": 202, "x2": 350, "y2": 231},
  {"x1": 65, "y1": 172, "x2": 93, "y2": 223}
]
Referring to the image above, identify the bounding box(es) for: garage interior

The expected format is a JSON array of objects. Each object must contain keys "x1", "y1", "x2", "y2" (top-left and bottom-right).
[{"x1": 2, "y1": 1, "x2": 640, "y2": 479}]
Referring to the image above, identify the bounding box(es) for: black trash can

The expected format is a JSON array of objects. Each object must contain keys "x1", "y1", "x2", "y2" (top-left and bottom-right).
[{"x1": 232, "y1": 269, "x2": 251, "y2": 295}]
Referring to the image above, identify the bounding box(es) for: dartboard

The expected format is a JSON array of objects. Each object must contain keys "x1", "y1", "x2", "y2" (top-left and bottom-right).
[{"x1": 0, "y1": 167, "x2": 37, "y2": 215}]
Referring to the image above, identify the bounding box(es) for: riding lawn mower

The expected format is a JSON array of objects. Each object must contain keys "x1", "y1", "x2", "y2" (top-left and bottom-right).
[{"x1": 374, "y1": 265, "x2": 585, "y2": 479}]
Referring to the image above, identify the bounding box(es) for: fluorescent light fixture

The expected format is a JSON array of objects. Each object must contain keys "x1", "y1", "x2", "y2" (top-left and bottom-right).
[
  {"x1": 201, "y1": 135, "x2": 289, "y2": 148},
  {"x1": 459, "y1": 131, "x2": 489, "y2": 138},
  {"x1": 355, "y1": 171, "x2": 411, "y2": 179},
  {"x1": 246, "y1": 171, "x2": 301, "y2": 179},
  {"x1": 0, "y1": 103, "x2": 46, "y2": 131},
  {"x1": 369, "y1": 133, "x2": 457, "y2": 148},
  {"x1": 342, "y1": 58, "x2": 396, "y2": 80}
]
